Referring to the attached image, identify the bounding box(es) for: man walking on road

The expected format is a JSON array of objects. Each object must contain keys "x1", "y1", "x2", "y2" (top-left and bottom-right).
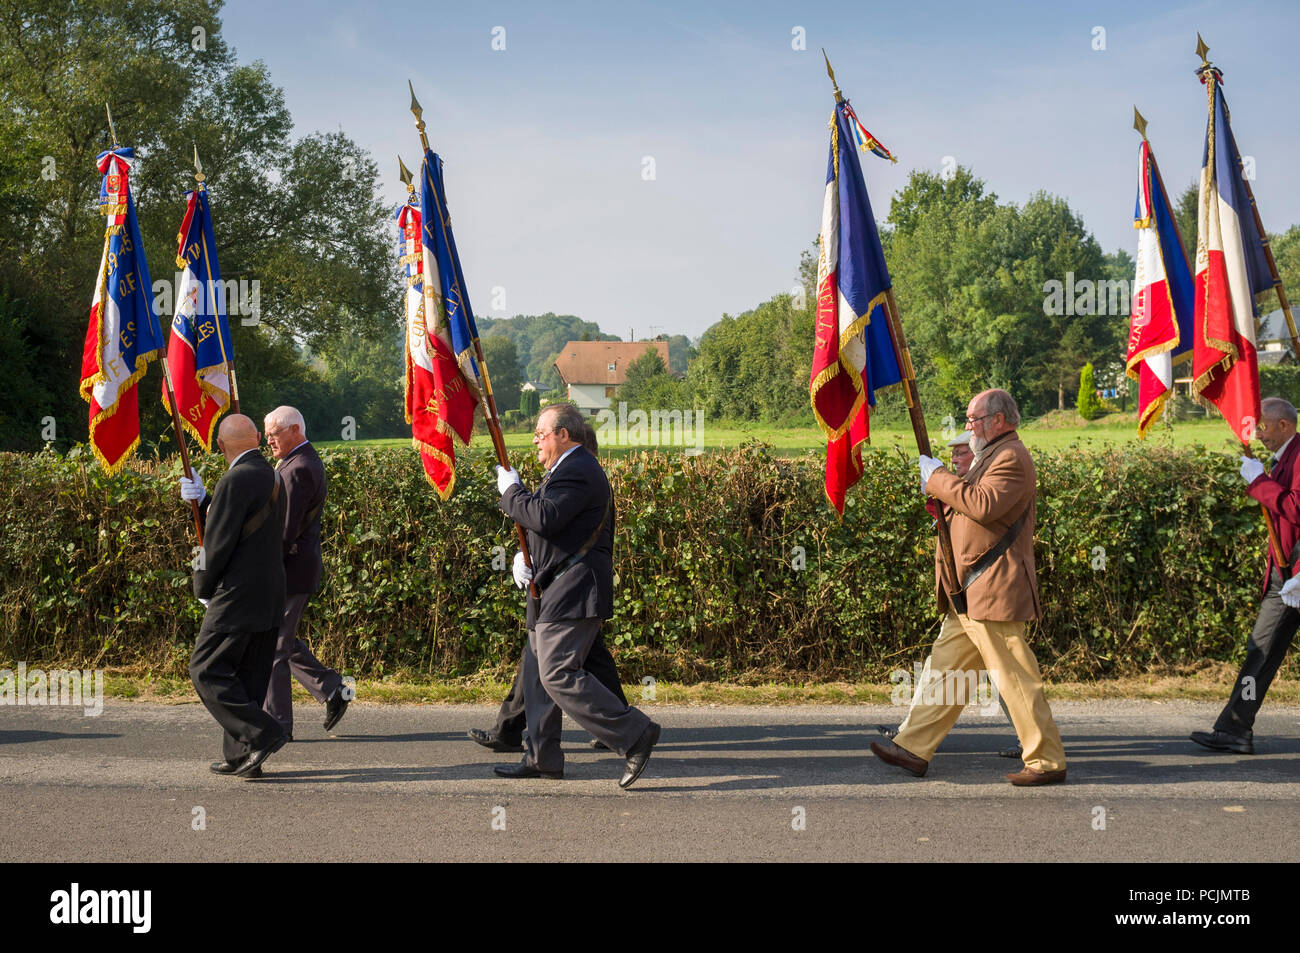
[{"x1": 871, "y1": 389, "x2": 1067, "y2": 786}]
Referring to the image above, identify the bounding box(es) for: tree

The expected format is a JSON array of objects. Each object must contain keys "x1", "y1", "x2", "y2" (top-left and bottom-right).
[
  {"x1": 519, "y1": 388, "x2": 540, "y2": 417},
  {"x1": 1077, "y1": 363, "x2": 1103, "y2": 420},
  {"x1": 1173, "y1": 182, "x2": 1198, "y2": 255},
  {"x1": 481, "y1": 334, "x2": 522, "y2": 412},
  {"x1": 617, "y1": 349, "x2": 687, "y2": 410}
]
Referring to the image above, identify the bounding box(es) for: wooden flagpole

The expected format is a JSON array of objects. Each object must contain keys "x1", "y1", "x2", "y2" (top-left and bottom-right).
[
  {"x1": 408, "y1": 83, "x2": 539, "y2": 597},
  {"x1": 1186, "y1": 42, "x2": 1288, "y2": 565},
  {"x1": 821, "y1": 55, "x2": 964, "y2": 609}
]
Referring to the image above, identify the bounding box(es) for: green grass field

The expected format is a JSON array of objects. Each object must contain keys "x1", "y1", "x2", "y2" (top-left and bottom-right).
[{"x1": 315, "y1": 415, "x2": 1245, "y2": 458}]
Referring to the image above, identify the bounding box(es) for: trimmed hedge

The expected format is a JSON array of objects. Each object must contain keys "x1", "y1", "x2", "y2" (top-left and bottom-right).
[{"x1": 0, "y1": 441, "x2": 1273, "y2": 681}]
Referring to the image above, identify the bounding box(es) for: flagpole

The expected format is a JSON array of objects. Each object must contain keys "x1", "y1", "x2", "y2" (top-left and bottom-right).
[
  {"x1": 821, "y1": 54, "x2": 963, "y2": 607},
  {"x1": 408, "y1": 83, "x2": 539, "y2": 597},
  {"x1": 105, "y1": 104, "x2": 203, "y2": 542},
  {"x1": 191, "y1": 147, "x2": 241, "y2": 416},
  {"x1": 1188, "y1": 42, "x2": 1287, "y2": 566}
]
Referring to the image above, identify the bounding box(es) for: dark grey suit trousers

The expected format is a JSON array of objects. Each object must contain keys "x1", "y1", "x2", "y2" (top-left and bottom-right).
[
  {"x1": 1215, "y1": 567, "x2": 1300, "y2": 737},
  {"x1": 264, "y1": 592, "x2": 343, "y2": 734},
  {"x1": 523, "y1": 618, "x2": 651, "y2": 774}
]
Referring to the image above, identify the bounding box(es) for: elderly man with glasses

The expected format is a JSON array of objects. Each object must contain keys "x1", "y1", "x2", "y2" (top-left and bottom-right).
[{"x1": 871, "y1": 388, "x2": 1067, "y2": 785}]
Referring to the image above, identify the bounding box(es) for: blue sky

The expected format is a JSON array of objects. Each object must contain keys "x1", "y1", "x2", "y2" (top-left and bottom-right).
[{"x1": 220, "y1": 0, "x2": 1300, "y2": 340}]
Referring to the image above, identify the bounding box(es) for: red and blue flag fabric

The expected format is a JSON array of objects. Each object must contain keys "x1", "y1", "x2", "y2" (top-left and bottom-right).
[
  {"x1": 1191, "y1": 72, "x2": 1272, "y2": 444},
  {"x1": 79, "y1": 147, "x2": 165, "y2": 472},
  {"x1": 163, "y1": 186, "x2": 233, "y2": 450},
  {"x1": 809, "y1": 100, "x2": 903, "y2": 513},
  {"x1": 400, "y1": 189, "x2": 479, "y2": 498},
  {"x1": 1127, "y1": 138, "x2": 1195, "y2": 437}
]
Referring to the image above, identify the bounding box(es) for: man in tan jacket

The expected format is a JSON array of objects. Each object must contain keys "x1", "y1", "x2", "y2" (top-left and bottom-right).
[{"x1": 871, "y1": 388, "x2": 1067, "y2": 786}]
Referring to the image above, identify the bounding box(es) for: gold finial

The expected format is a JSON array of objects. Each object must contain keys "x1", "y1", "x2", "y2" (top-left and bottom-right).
[
  {"x1": 1195, "y1": 33, "x2": 1211, "y2": 68},
  {"x1": 398, "y1": 155, "x2": 415, "y2": 194},
  {"x1": 408, "y1": 79, "x2": 431, "y2": 151},
  {"x1": 1133, "y1": 106, "x2": 1148, "y2": 140},
  {"x1": 193, "y1": 144, "x2": 206, "y2": 187},
  {"x1": 822, "y1": 48, "x2": 844, "y2": 103},
  {"x1": 105, "y1": 103, "x2": 119, "y2": 148}
]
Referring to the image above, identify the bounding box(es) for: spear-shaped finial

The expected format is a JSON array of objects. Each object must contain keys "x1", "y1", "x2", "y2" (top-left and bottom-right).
[
  {"x1": 193, "y1": 144, "x2": 207, "y2": 188},
  {"x1": 105, "y1": 103, "x2": 119, "y2": 148},
  {"x1": 1195, "y1": 32, "x2": 1211, "y2": 68},
  {"x1": 1133, "y1": 106, "x2": 1148, "y2": 140},
  {"x1": 822, "y1": 48, "x2": 844, "y2": 103},
  {"x1": 398, "y1": 154, "x2": 415, "y2": 195},
  {"x1": 408, "y1": 79, "x2": 431, "y2": 151}
]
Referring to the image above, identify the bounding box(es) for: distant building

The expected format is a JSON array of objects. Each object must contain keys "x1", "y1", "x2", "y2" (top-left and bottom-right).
[
  {"x1": 1257, "y1": 308, "x2": 1297, "y2": 365},
  {"x1": 553, "y1": 340, "x2": 671, "y2": 413}
]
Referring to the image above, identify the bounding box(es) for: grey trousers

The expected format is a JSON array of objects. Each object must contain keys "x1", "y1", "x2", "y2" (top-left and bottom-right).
[
  {"x1": 523, "y1": 618, "x2": 651, "y2": 774},
  {"x1": 264, "y1": 592, "x2": 343, "y2": 734},
  {"x1": 1215, "y1": 568, "x2": 1300, "y2": 737}
]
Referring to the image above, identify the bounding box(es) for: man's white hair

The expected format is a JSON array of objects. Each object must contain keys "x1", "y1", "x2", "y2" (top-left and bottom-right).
[{"x1": 264, "y1": 405, "x2": 306, "y2": 437}]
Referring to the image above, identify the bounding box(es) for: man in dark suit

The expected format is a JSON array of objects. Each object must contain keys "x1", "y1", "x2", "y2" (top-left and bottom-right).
[
  {"x1": 179, "y1": 414, "x2": 288, "y2": 778},
  {"x1": 1193, "y1": 397, "x2": 1300, "y2": 755},
  {"x1": 491, "y1": 403, "x2": 660, "y2": 787},
  {"x1": 262, "y1": 406, "x2": 348, "y2": 738},
  {"x1": 469, "y1": 421, "x2": 626, "y2": 754}
]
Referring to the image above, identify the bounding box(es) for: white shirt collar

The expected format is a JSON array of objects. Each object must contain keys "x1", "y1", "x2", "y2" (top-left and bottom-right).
[
  {"x1": 1275, "y1": 435, "x2": 1295, "y2": 462},
  {"x1": 231, "y1": 448, "x2": 262, "y2": 466},
  {"x1": 547, "y1": 444, "x2": 582, "y2": 476}
]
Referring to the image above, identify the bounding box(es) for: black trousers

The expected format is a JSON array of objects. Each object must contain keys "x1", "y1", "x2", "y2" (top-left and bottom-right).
[
  {"x1": 494, "y1": 631, "x2": 627, "y2": 742},
  {"x1": 1216, "y1": 568, "x2": 1300, "y2": 737},
  {"x1": 189, "y1": 620, "x2": 285, "y2": 762}
]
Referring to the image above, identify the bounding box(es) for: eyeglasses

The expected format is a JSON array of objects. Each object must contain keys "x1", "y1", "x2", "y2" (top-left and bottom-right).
[
  {"x1": 265, "y1": 428, "x2": 284, "y2": 441},
  {"x1": 966, "y1": 414, "x2": 991, "y2": 425},
  {"x1": 533, "y1": 428, "x2": 557, "y2": 439}
]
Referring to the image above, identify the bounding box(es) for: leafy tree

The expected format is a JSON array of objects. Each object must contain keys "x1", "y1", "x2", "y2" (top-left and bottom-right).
[
  {"x1": 477, "y1": 312, "x2": 617, "y2": 389},
  {"x1": 481, "y1": 334, "x2": 522, "y2": 412},
  {"x1": 519, "y1": 388, "x2": 540, "y2": 417}
]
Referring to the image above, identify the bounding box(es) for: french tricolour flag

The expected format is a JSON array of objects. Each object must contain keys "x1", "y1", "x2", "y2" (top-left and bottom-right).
[
  {"x1": 1126, "y1": 139, "x2": 1195, "y2": 436},
  {"x1": 1191, "y1": 74, "x2": 1273, "y2": 444},
  {"x1": 808, "y1": 100, "x2": 903, "y2": 514}
]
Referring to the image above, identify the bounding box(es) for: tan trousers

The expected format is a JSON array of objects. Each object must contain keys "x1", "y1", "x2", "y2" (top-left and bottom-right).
[{"x1": 894, "y1": 611, "x2": 1066, "y2": 772}]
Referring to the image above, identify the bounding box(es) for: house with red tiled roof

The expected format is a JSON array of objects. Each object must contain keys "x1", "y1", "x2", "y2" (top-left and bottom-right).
[{"x1": 553, "y1": 340, "x2": 671, "y2": 413}]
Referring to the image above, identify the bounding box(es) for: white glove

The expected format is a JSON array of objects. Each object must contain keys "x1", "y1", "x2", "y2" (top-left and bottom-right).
[
  {"x1": 1282, "y1": 577, "x2": 1300, "y2": 609},
  {"x1": 918, "y1": 454, "x2": 944, "y2": 493},
  {"x1": 496, "y1": 465, "x2": 522, "y2": 495},
  {"x1": 1240, "y1": 456, "x2": 1266, "y2": 484},
  {"x1": 179, "y1": 470, "x2": 207, "y2": 502},
  {"x1": 512, "y1": 550, "x2": 534, "y2": 589},
  {"x1": 198, "y1": 597, "x2": 209, "y2": 607}
]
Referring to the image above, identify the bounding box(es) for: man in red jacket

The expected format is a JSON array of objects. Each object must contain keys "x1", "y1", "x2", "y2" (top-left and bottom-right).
[{"x1": 1192, "y1": 396, "x2": 1300, "y2": 755}]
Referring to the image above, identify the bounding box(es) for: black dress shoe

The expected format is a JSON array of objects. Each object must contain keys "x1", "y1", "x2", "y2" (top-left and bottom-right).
[
  {"x1": 235, "y1": 734, "x2": 287, "y2": 777},
  {"x1": 469, "y1": 728, "x2": 525, "y2": 752},
  {"x1": 493, "y1": 761, "x2": 563, "y2": 779},
  {"x1": 590, "y1": 739, "x2": 611, "y2": 751},
  {"x1": 1190, "y1": 729, "x2": 1254, "y2": 755},
  {"x1": 323, "y1": 689, "x2": 349, "y2": 731},
  {"x1": 209, "y1": 759, "x2": 260, "y2": 778},
  {"x1": 620, "y1": 722, "x2": 661, "y2": 789},
  {"x1": 998, "y1": 743, "x2": 1023, "y2": 759},
  {"x1": 875, "y1": 724, "x2": 899, "y2": 739}
]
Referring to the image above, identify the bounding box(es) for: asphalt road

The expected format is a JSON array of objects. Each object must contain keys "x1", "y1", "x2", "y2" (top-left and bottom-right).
[{"x1": 2, "y1": 699, "x2": 1298, "y2": 862}]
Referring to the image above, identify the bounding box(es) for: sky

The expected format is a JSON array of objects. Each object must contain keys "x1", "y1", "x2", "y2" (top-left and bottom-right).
[{"x1": 220, "y1": 0, "x2": 1300, "y2": 341}]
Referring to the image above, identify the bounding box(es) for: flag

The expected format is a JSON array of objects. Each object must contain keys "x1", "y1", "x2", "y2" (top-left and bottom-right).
[
  {"x1": 1191, "y1": 71, "x2": 1273, "y2": 444},
  {"x1": 401, "y1": 169, "x2": 479, "y2": 498},
  {"x1": 1126, "y1": 138, "x2": 1196, "y2": 436},
  {"x1": 162, "y1": 186, "x2": 234, "y2": 449},
  {"x1": 809, "y1": 100, "x2": 904, "y2": 513},
  {"x1": 79, "y1": 147, "x2": 166, "y2": 472}
]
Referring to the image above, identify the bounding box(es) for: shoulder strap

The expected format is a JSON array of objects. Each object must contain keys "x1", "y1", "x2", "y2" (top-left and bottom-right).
[
  {"x1": 535, "y1": 490, "x2": 613, "y2": 593},
  {"x1": 959, "y1": 500, "x2": 1030, "y2": 593},
  {"x1": 239, "y1": 473, "x2": 283, "y2": 542}
]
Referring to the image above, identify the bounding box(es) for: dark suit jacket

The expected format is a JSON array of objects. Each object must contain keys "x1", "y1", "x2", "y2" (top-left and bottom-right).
[
  {"x1": 1247, "y1": 435, "x2": 1300, "y2": 593},
  {"x1": 499, "y1": 446, "x2": 614, "y2": 628},
  {"x1": 194, "y1": 450, "x2": 287, "y2": 633},
  {"x1": 276, "y1": 440, "x2": 326, "y2": 595}
]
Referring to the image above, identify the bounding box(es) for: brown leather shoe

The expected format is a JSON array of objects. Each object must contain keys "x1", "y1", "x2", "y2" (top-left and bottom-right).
[
  {"x1": 870, "y1": 740, "x2": 928, "y2": 777},
  {"x1": 1006, "y1": 766, "x2": 1067, "y2": 786}
]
